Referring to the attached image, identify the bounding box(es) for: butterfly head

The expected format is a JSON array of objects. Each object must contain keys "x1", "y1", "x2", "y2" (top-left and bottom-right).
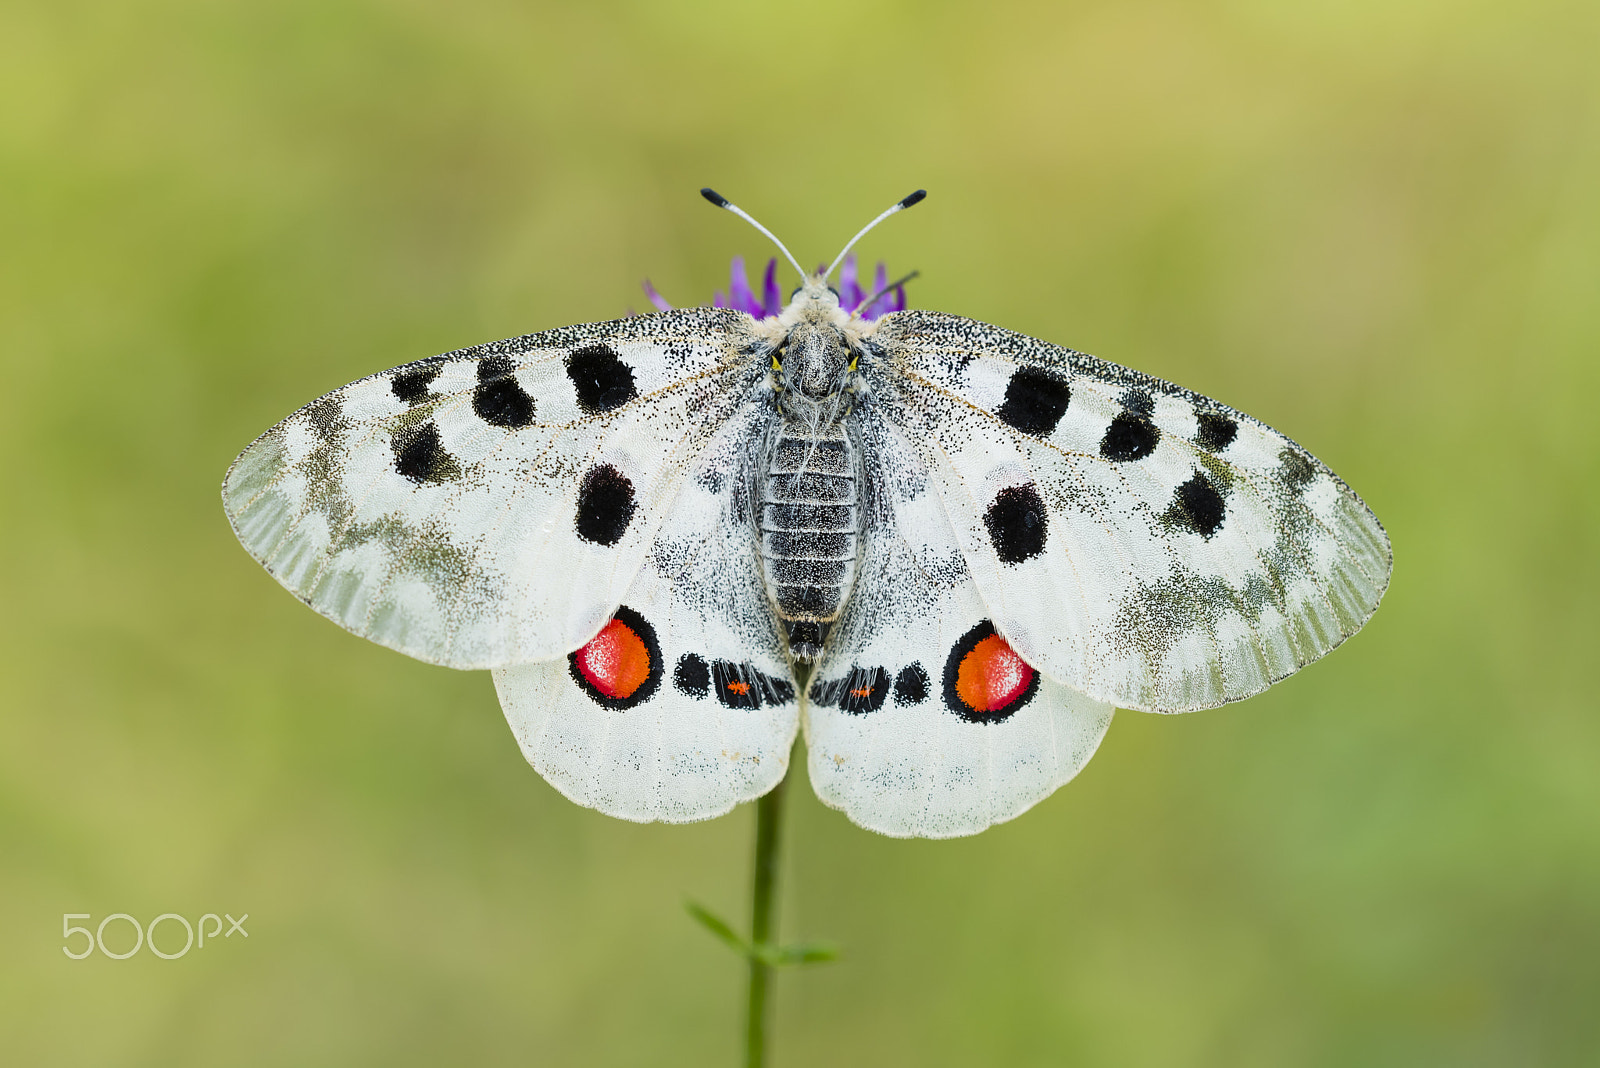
[{"x1": 771, "y1": 279, "x2": 860, "y2": 408}]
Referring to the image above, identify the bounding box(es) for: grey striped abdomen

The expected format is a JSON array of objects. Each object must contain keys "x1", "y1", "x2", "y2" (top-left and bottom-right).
[{"x1": 759, "y1": 421, "x2": 860, "y2": 660}]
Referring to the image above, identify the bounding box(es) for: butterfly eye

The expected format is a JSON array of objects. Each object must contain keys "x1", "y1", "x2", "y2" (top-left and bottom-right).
[
  {"x1": 827, "y1": 286, "x2": 841, "y2": 300},
  {"x1": 789, "y1": 287, "x2": 802, "y2": 301}
]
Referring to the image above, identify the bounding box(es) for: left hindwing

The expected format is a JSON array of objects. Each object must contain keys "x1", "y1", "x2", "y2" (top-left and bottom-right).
[
  {"x1": 222, "y1": 309, "x2": 761, "y2": 669},
  {"x1": 492, "y1": 400, "x2": 800, "y2": 823},
  {"x1": 865, "y1": 310, "x2": 1392, "y2": 713}
]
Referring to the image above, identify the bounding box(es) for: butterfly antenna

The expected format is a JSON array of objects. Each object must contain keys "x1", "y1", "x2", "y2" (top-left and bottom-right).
[
  {"x1": 700, "y1": 189, "x2": 807, "y2": 281},
  {"x1": 824, "y1": 190, "x2": 926, "y2": 282}
]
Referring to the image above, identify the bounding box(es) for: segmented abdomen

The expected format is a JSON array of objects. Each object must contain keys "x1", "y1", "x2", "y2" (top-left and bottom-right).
[{"x1": 759, "y1": 421, "x2": 860, "y2": 660}]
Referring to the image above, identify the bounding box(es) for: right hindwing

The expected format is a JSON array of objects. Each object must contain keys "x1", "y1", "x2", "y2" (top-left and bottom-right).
[
  {"x1": 806, "y1": 408, "x2": 1115, "y2": 838},
  {"x1": 222, "y1": 308, "x2": 765, "y2": 669}
]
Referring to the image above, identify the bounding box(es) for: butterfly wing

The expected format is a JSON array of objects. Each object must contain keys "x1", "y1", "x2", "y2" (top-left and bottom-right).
[
  {"x1": 865, "y1": 310, "x2": 1391, "y2": 713},
  {"x1": 805, "y1": 409, "x2": 1114, "y2": 838},
  {"x1": 223, "y1": 309, "x2": 764, "y2": 669},
  {"x1": 492, "y1": 400, "x2": 800, "y2": 823}
]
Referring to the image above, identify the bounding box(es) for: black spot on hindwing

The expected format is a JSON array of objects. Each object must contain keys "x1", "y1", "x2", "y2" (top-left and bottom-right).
[
  {"x1": 473, "y1": 356, "x2": 535, "y2": 428},
  {"x1": 391, "y1": 421, "x2": 461, "y2": 484},
  {"x1": 808, "y1": 666, "x2": 892, "y2": 714},
  {"x1": 575, "y1": 464, "x2": 636, "y2": 546},
  {"x1": 984, "y1": 483, "x2": 1048, "y2": 563},
  {"x1": 893, "y1": 663, "x2": 930, "y2": 706},
  {"x1": 838, "y1": 666, "x2": 890, "y2": 714},
  {"x1": 674, "y1": 653, "x2": 710, "y2": 698},
  {"x1": 1101, "y1": 412, "x2": 1160, "y2": 461},
  {"x1": 566, "y1": 344, "x2": 638, "y2": 414},
  {"x1": 1195, "y1": 411, "x2": 1238, "y2": 451},
  {"x1": 1168, "y1": 471, "x2": 1227, "y2": 537},
  {"x1": 995, "y1": 367, "x2": 1071, "y2": 436},
  {"x1": 710, "y1": 661, "x2": 796, "y2": 708}
]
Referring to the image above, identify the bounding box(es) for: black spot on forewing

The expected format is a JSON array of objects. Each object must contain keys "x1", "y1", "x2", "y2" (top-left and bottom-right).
[
  {"x1": 674, "y1": 653, "x2": 710, "y2": 698},
  {"x1": 984, "y1": 483, "x2": 1048, "y2": 564},
  {"x1": 893, "y1": 663, "x2": 930, "y2": 706},
  {"x1": 391, "y1": 421, "x2": 461, "y2": 484},
  {"x1": 566, "y1": 344, "x2": 638, "y2": 414},
  {"x1": 1195, "y1": 411, "x2": 1237, "y2": 451},
  {"x1": 1279, "y1": 447, "x2": 1316, "y2": 491},
  {"x1": 1101, "y1": 412, "x2": 1160, "y2": 462},
  {"x1": 995, "y1": 367, "x2": 1071, "y2": 436},
  {"x1": 1167, "y1": 471, "x2": 1226, "y2": 537},
  {"x1": 575, "y1": 463, "x2": 636, "y2": 546},
  {"x1": 391, "y1": 362, "x2": 442, "y2": 404},
  {"x1": 1119, "y1": 388, "x2": 1154, "y2": 416},
  {"x1": 303, "y1": 396, "x2": 346, "y2": 441},
  {"x1": 473, "y1": 356, "x2": 535, "y2": 428}
]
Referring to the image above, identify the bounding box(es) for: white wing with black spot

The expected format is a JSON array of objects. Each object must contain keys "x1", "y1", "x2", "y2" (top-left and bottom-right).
[
  {"x1": 865, "y1": 310, "x2": 1391, "y2": 713},
  {"x1": 223, "y1": 309, "x2": 764, "y2": 669},
  {"x1": 805, "y1": 409, "x2": 1114, "y2": 838},
  {"x1": 492, "y1": 402, "x2": 800, "y2": 823}
]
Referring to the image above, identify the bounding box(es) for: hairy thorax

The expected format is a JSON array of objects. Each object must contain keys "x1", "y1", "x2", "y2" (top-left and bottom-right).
[{"x1": 754, "y1": 285, "x2": 870, "y2": 660}]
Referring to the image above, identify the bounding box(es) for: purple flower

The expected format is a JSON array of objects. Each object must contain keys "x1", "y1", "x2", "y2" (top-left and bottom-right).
[
  {"x1": 712, "y1": 256, "x2": 783, "y2": 317},
  {"x1": 641, "y1": 256, "x2": 907, "y2": 320}
]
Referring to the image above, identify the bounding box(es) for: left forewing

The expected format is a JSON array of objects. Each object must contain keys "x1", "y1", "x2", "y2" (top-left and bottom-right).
[{"x1": 222, "y1": 309, "x2": 765, "y2": 669}]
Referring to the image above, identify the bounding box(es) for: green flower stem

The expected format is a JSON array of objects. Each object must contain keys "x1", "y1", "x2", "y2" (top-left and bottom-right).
[
  {"x1": 746, "y1": 760, "x2": 788, "y2": 1068},
  {"x1": 687, "y1": 736, "x2": 835, "y2": 1064}
]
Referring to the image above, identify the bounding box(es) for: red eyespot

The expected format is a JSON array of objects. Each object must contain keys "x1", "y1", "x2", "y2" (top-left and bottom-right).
[
  {"x1": 942, "y1": 622, "x2": 1039, "y2": 723},
  {"x1": 569, "y1": 606, "x2": 662, "y2": 709}
]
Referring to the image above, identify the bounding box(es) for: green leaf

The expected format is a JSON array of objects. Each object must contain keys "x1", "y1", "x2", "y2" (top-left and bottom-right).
[
  {"x1": 755, "y1": 941, "x2": 842, "y2": 968},
  {"x1": 686, "y1": 900, "x2": 840, "y2": 968},
  {"x1": 684, "y1": 901, "x2": 750, "y2": 957}
]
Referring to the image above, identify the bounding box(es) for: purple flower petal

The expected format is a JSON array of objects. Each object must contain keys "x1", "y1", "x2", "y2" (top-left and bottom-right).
[
  {"x1": 641, "y1": 255, "x2": 909, "y2": 321},
  {"x1": 859, "y1": 262, "x2": 891, "y2": 319},
  {"x1": 839, "y1": 254, "x2": 865, "y2": 312},
  {"x1": 641, "y1": 279, "x2": 674, "y2": 312},
  {"x1": 760, "y1": 259, "x2": 781, "y2": 316},
  {"x1": 727, "y1": 256, "x2": 766, "y2": 316}
]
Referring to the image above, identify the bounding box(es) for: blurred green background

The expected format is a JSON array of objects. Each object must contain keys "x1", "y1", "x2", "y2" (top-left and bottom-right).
[{"x1": 3, "y1": 0, "x2": 1597, "y2": 1064}]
